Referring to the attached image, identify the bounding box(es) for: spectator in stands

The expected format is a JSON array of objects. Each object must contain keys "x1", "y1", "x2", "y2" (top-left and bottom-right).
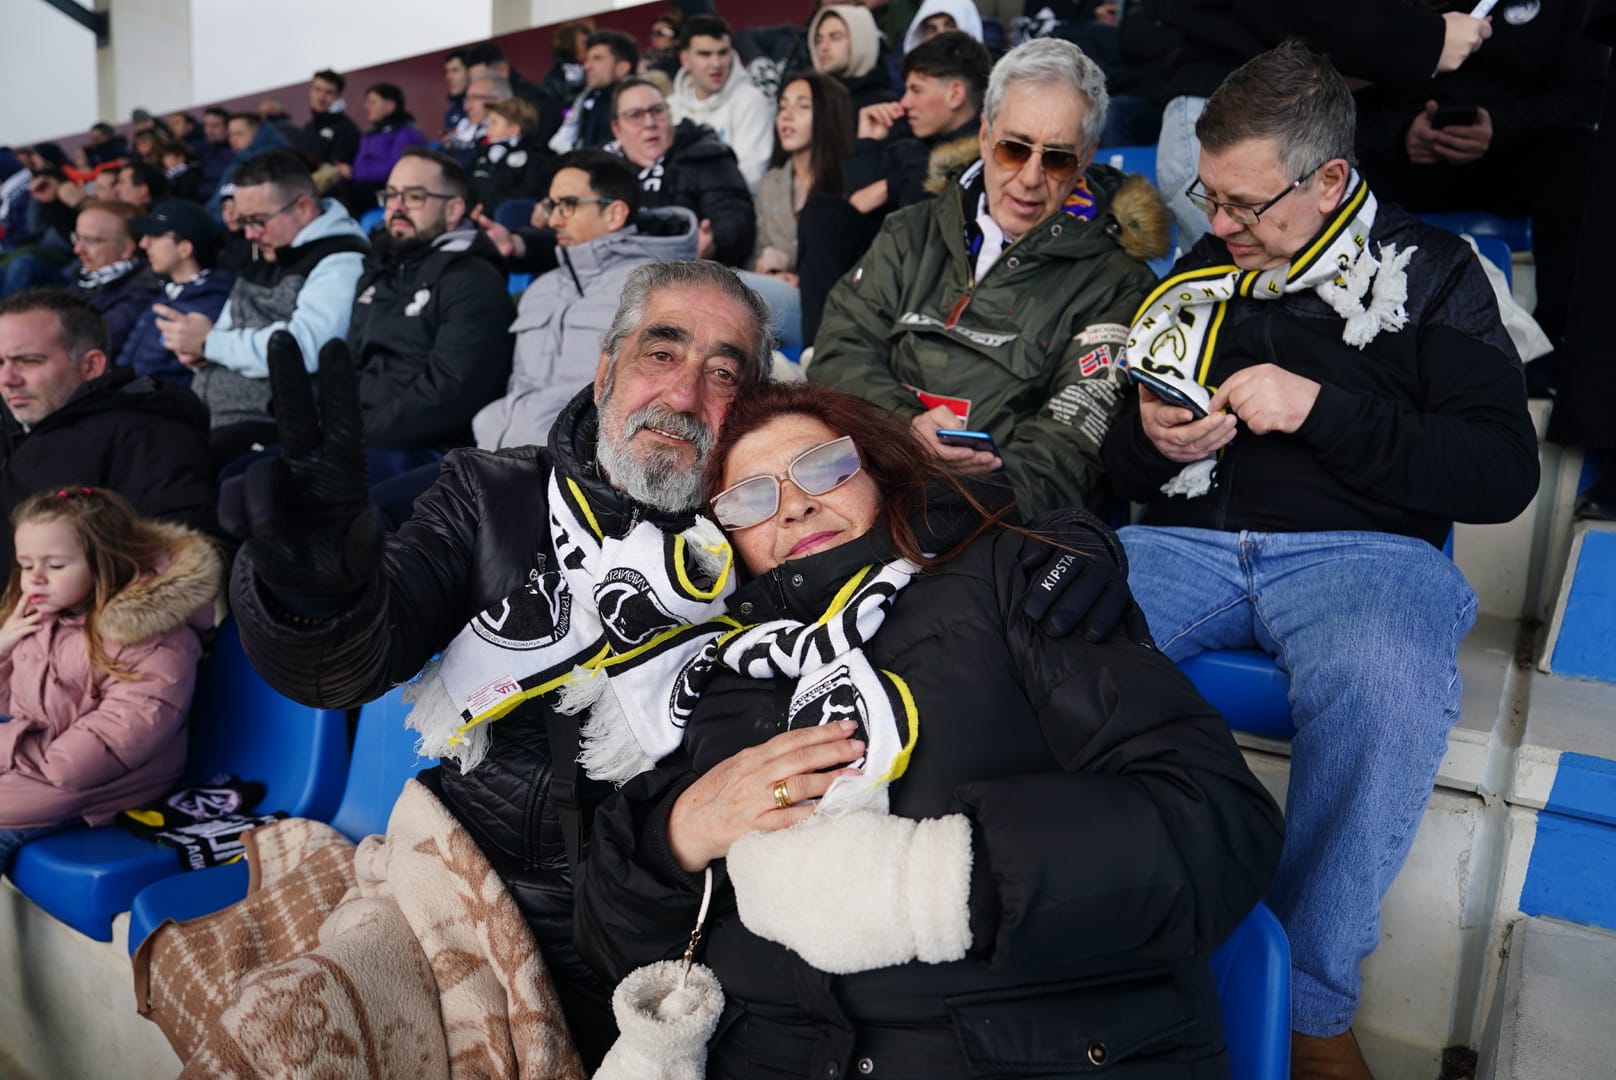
[
  {"x1": 153, "y1": 150, "x2": 367, "y2": 462},
  {"x1": 550, "y1": 30, "x2": 641, "y2": 153},
  {"x1": 199, "y1": 109, "x2": 234, "y2": 198},
  {"x1": 607, "y1": 77, "x2": 756, "y2": 266},
  {"x1": 122, "y1": 200, "x2": 233, "y2": 385},
  {"x1": 169, "y1": 111, "x2": 205, "y2": 153},
  {"x1": 0, "y1": 486, "x2": 222, "y2": 875},
  {"x1": 214, "y1": 184, "x2": 251, "y2": 273},
  {"x1": 465, "y1": 40, "x2": 548, "y2": 110},
  {"x1": 642, "y1": 11, "x2": 685, "y2": 80},
  {"x1": 258, "y1": 99, "x2": 308, "y2": 153},
  {"x1": 537, "y1": 20, "x2": 596, "y2": 146},
  {"x1": 1099, "y1": 44, "x2": 1539, "y2": 1080},
  {"x1": 1158, "y1": 1, "x2": 1494, "y2": 245},
  {"x1": 3, "y1": 165, "x2": 78, "y2": 297},
  {"x1": 131, "y1": 129, "x2": 162, "y2": 165},
  {"x1": 810, "y1": 38, "x2": 1168, "y2": 516},
  {"x1": 225, "y1": 113, "x2": 260, "y2": 155},
  {"x1": 156, "y1": 137, "x2": 203, "y2": 203},
  {"x1": 351, "y1": 82, "x2": 429, "y2": 212},
  {"x1": 83, "y1": 124, "x2": 128, "y2": 170},
  {"x1": 470, "y1": 98, "x2": 554, "y2": 218},
  {"x1": 0, "y1": 289, "x2": 216, "y2": 568},
  {"x1": 1353, "y1": 0, "x2": 1605, "y2": 386},
  {"x1": 668, "y1": 15, "x2": 774, "y2": 187},
  {"x1": 108, "y1": 161, "x2": 168, "y2": 210},
  {"x1": 349, "y1": 148, "x2": 514, "y2": 465},
  {"x1": 442, "y1": 49, "x2": 470, "y2": 140},
  {"x1": 224, "y1": 261, "x2": 775, "y2": 1069},
  {"x1": 574, "y1": 379, "x2": 1281, "y2": 1079},
  {"x1": 450, "y1": 72, "x2": 506, "y2": 172},
  {"x1": 810, "y1": 5, "x2": 900, "y2": 117},
  {"x1": 443, "y1": 59, "x2": 488, "y2": 168},
  {"x1": 304, "y1": 68, "x2": 361, "y2": 172},
  {"x1": 70, "y1": 200, "x2": 160, "y2": 357},
  {"x1": 740, "y1": 73, "x2": 854, "y2": 350},
  {"x1": 901, "y1": 0, "x2": 984, "y2": 53},
  {"x1": 474, "y1": 149, "x2": 698, "y2": 450}
]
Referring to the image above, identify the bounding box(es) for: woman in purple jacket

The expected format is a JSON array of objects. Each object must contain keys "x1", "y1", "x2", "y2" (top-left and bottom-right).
[{"x1": 350, "y1": 82, "x2": 428, "y2": 213}]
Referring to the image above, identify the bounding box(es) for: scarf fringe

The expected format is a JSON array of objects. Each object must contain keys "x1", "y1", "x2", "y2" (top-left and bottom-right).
[
  {"x1": 401, "y1": 658, "x2": 493, "y2": 773},
  {"x1": 564, "y1": 666, "x2": 657, "y2": 786},
  {"x1": 1318, "y1": 242, "x2": 1416, "y2": 350}
]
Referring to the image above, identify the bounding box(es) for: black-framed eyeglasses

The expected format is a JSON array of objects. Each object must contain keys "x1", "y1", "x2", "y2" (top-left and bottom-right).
[
  {"x1": 541, "y1": 195, "x2": 616, "y2": 220},
  {"x1": 237, "y1": 195, "x2": 304, "y2": 231},
  {"x1": 991, "y1": 137, "x2": 1082, "y2": 183},
  {"x1": 710, "y1": 436, "x2": 863, "y2": 531},
  {"x1": 1185, "y1": 163, "x2": 1324, "y2": 227},
  {"x1": 616, "y1": 102, "x2": 670, "y2": 126},
  {"x1": 377, "y1": 187, "x2": 457, "y2": 209}
]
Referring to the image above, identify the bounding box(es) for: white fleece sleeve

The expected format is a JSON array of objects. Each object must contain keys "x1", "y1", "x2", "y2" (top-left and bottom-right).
[{"x1": 202, "y1": 250, "x2": 364, "y2": 377}]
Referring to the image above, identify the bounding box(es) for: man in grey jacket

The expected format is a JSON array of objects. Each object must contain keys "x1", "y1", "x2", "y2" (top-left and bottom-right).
[{"x1": 472, "y1": 149, "x2": 699, "y2": 451}]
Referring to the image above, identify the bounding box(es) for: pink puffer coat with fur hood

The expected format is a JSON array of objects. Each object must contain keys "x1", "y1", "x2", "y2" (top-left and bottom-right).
[{"x1": 0, "y1": 525, "x2": 223, "y2": 829}]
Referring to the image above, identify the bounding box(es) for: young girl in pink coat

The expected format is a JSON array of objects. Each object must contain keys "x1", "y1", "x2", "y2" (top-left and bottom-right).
[{"x1": 0, "y1": 487, "x2": 223, "y2": 872}]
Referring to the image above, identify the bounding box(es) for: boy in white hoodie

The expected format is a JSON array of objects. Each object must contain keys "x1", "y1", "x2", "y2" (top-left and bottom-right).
[{"x1": 667, "y1": 15, "x2": 773, "y2": 189}]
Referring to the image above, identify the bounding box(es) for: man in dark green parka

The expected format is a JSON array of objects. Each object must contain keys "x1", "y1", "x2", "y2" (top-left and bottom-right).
[{"x1": 810, "y1": 36, "x2": 1169, "y2": 516}]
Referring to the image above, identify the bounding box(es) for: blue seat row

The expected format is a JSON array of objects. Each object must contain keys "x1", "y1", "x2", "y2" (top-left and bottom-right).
[
  {"x1": 126, "y1": 682, "x2": 433, "y2": 954},
  {"x1": 10, "y1": 617, "x2": 349, "y2": 942}
]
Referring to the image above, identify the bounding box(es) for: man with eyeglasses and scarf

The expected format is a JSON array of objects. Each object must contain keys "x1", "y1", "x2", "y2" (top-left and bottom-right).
[
  {"x1": 810, "y1": 37, "x2": 1170, "y2": 516},
  {"x1": 1101, "y1": 42, "x2": 1538, "y2": 1079}
]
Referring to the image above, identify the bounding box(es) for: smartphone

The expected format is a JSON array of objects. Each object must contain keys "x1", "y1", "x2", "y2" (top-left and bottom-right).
[
  {"x1": 1127, "y1": 370, "x2": 1210, "y2": 419},
  {"x1": 935, "y1": 429, "x2": 999, "y2": 455},
  {"x1": 1431, "y1": 103, "x2": 1479, "y2": 129}
]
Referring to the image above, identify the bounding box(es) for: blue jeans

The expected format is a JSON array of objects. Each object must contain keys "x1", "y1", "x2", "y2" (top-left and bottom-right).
[
  {"x1": 736, "y1": 270, "x2": 803, "y2": 351},
  {"x1": 1118, "y1": 526, "x2": 1478, "y2": 1036},
  {"x1": 1157, "y1": 95, "x2": 1210, "y2": 249}
]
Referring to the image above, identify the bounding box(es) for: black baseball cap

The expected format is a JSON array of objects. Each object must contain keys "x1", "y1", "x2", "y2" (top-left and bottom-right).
[{"x1": 130, "y1": 199, "x2": 220, "y2": 255}]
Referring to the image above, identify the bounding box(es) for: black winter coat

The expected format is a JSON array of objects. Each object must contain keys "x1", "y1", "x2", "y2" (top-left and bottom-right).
[
  {"x1": 303, "y1": 109, "x2": 361, "y2": 164},
  {"x1": 347, "y1": 227, "x2": 515, "y2": 449},
  {"x1": 639, "y1": 121, "x2": 757, "y2": 268},
  {"x1": 228, "y1": 388, "x2": 703, "y2": 1068},
  {"x1": 575, "y1": 509, "x2": 1284, "y2": 1079},
  {"x1": 0, "y1": 367, "x2": 217, "y2": 567},
  {"x1": 80, "y1": 264, "x2": 161, "y2": 359},
  {"x1": 470, "y1": 136, "x2": 553, "y2": 217},
  {"x1": 119, "y1": 270, "x2": 235, "y2": 385},
  {"x1": 1102, "y1": 203, "x2": 1540, "y2": 545}
]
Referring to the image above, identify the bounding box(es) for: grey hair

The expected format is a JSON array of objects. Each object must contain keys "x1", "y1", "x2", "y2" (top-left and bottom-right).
[
  {"x1": 1196, "y1": 39, "x2": 1357, "y2": 178},
  {"x1": 469, "y1": 74, "x2": 512, "y2": 98},
  {"x1": 982, "y1": 38, "x2": 1109, "y2": 152},
  {"x1": 600, "y1": 260, "x2": 773, "y2": 387}
]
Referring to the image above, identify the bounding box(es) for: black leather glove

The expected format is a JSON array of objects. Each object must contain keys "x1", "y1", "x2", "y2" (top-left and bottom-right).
[
  {"x1": 218, "y1": 331, "x2": 382, "y2": 618},
  {"x1": 1018, "y1": 509, "x2": 1154, "y2": 646}
]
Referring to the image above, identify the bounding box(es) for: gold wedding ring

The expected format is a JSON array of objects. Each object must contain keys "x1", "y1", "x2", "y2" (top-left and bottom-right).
[{"x1": 772, "y1": 779, "x2": 792, "y2": 810}]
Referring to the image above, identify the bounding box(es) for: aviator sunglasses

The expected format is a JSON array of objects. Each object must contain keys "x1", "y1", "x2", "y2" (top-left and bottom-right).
[
  {"x1": 991, "y1": 137, "x2": 1082, "y2": 182},
  {"x1": 709, "y1": 436, "x2": 863, "y2": 531}
]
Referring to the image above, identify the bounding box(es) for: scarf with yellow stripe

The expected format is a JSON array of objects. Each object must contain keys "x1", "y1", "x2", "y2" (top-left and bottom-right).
[
  {"x1": 404, "y1": 470, "x2": 735, "y2": 775},
  {"x1": 1121, "y1": 172, "x2": 1416, "y2": 498}
]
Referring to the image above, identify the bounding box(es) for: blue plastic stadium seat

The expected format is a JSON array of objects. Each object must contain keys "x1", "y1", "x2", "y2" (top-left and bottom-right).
[
  {"x1": 1179, "y1": 649, "x2": 1297, "y2": 740},
  {"x1": 1210, "y1": 902, "x2": 1292, "y2": 1080},
  {"x1": 358, "y1": 206, "x2": 386, "y2": 234},
  {"x1": 508, "y1": 272, "x2": 532, "y2": 296},
  {"x1": 128, "y1": 683, "x2": 434, "y2": 953},
  {"x1": 1469, "y1": 234, "x2": 1513, "y2": 290},
  {"x1": 1101, "y1": 144, "x2": 1159, "y2": 186},
  {"x1": 1417, "y1": 212, "x2": 1532, "y2": 252},
  {"x1": 12, "y1": 618, "x2": 348, "y2": 942}
]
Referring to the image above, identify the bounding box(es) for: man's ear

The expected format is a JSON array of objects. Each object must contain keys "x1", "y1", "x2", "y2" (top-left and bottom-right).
[
  {"x1": 78, "y1": 348, "x2": 109, "y2": 381},
  {"x1": 1315, "y1": 158, "x2": 1351, "y2": 213},
  {"x1": 945, "y1": 79, "x2": 967, "y2": 112},
  {"x1": 977, "y1": 114, "x2": 992, "y2": 159},
  {"x1": 444, "y1": 195, "x2": 468, "y2": 229},
  {"x1": 594, "y1": 350, "x2": 612, "y2": 405},
  {"x1": 604, "y1": 199, "x2": 630, "y2": 232}
]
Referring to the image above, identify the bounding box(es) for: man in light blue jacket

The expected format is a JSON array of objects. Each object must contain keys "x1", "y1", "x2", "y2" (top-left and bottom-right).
[
  {"x1": 155, "y1": 150, "x2": 367, "y2": 463},
  {"x1": 472, "y1": 149, "x2": 698, "y2": 451}
]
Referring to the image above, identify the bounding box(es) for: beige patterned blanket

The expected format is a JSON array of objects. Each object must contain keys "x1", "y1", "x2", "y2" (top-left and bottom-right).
[{"x1": 132, "y1": 779, "x2": 584, "y2": 1080}]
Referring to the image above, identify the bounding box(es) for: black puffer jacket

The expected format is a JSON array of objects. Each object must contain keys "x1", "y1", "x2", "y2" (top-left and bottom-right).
[
  {"x1": 229, "y1": 388, "x2": 689, "y2": 1067},
  {"x1": 575, "y1": 500, "x2": 1285, "y2": 1079},
  {"x1": 347, "y1": 225, "x2": 515, "y2": 449},
  {"x1": 637, "y1": 120, "x2": 757, "y2": 268}
]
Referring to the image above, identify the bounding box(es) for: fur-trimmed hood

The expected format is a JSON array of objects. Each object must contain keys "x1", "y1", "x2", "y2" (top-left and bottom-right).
[
  {"x1": 98, "y1": 523, "x2": 225, "y2": 645},
  {"x1": 926, "y1": 149, "x2": 1172, "y2": 264}
]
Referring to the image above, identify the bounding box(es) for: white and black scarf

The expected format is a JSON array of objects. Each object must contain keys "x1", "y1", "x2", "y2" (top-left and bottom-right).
[
  {"x1": 77, "y1": 257, "x2": 139, "y2": 290},
  {"x1": 1121, "y1": 172, "x2": 1416, "y2": 497}
]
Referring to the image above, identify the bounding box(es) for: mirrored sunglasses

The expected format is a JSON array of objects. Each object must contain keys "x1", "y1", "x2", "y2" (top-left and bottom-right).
[{"x1": 710, "y1": 436, "x2": 863, "y2": 531}]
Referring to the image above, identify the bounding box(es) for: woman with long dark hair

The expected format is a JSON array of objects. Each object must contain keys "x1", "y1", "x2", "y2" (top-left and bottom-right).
[
  {"x1": 576, "y1": 380, "x2": 1284, "y2": 1078},
  {"x1": 751, "y1": 72, "x2": 853, "y2": 284}
]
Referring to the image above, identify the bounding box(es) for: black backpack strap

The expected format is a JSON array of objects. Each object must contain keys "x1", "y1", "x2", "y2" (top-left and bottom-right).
[{"x1": 543, "y1": 708, "x2": 584, "y2": 873}]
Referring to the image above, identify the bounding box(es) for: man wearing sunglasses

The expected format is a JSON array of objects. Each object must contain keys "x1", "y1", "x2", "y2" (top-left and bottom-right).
[
  {"x1": 1100, "y1": 43, "x2": 1538, "y2": 1080},
  {"x1": 811, "y1": 37, "x2": 1170, "y2": 517}
]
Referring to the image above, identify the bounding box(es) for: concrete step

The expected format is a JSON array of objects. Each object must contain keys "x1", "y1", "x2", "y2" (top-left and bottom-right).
[{"x1": 1479, "y1": 917, "x2": 1616, "y2": 1080}]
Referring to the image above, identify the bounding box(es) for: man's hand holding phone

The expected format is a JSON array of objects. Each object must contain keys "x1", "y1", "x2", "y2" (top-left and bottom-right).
[
  {"x1": 912, "y1": 404, "x2": 1002, "y2": 474},
  {"x1": 1138, "y1": 386, "x2": 1237, "y2": 463}
]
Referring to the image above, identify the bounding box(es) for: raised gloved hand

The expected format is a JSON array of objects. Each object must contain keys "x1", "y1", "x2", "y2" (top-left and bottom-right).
[
  {"x1": 218, "y1": 331, "x2": 381, "y2": 616},
  {"x1": 1018, "y1": 508, "x2": 1154, "y2": 645},
  {"x1": 726, "y1": 807, "x2": 974, "y2": 974}
]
